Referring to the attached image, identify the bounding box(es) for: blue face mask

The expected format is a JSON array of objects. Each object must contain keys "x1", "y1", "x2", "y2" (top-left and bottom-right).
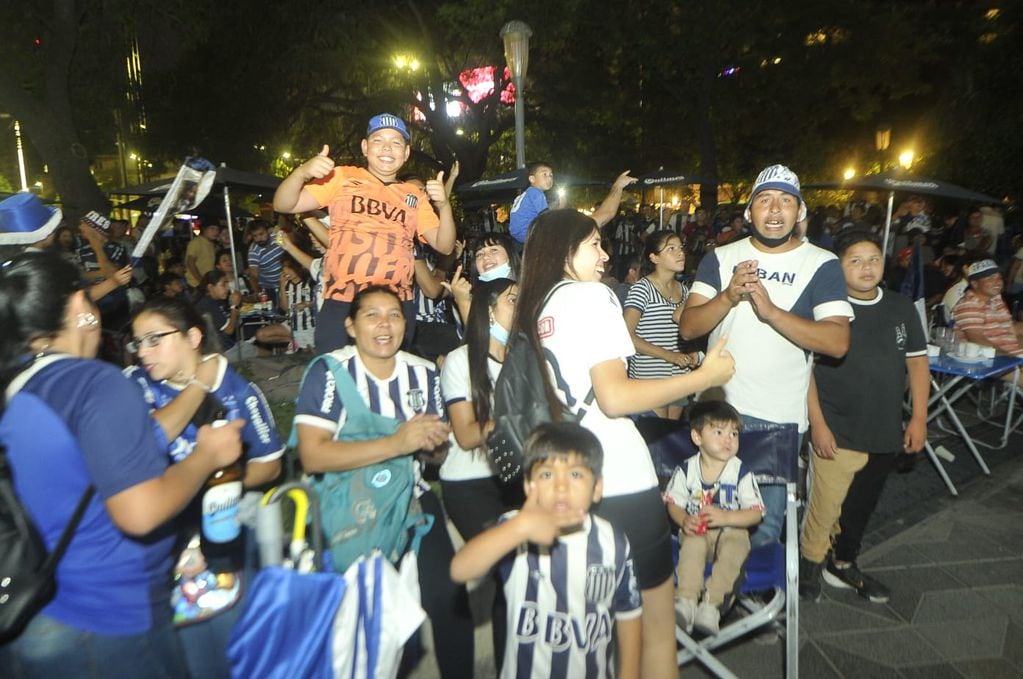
[
  {"x1": 478, "y1": 261, "x2": 512, "y2": 282},
  {"x1": 489, "y1": 319, "x2": 510, "y2": 345}
]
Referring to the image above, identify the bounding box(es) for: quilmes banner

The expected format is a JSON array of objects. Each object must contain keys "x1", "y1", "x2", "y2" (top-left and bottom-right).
[{"x1": 131, "y1": 157, "x2": 217, "y2": 260}]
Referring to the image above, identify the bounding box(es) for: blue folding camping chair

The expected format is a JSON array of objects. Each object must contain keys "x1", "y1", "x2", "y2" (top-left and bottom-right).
[{"x1": 638, "y1": 416, "x2": 800, "y2": 679}]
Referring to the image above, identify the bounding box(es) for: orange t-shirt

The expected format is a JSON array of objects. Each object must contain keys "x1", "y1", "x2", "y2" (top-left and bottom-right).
[{"x1": 304, "y1": 166, "x2": 439, "y2": 302}]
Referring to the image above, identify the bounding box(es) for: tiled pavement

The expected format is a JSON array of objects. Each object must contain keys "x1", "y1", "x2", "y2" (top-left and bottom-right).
[{"x1": 242, "y1": 355, "x2": 1023, "y2": 678}]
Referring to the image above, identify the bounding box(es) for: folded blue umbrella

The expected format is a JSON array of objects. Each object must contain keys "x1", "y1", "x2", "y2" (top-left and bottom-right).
[{"x1": 227, "y1": 567, "x2": 346, "y2": 679}]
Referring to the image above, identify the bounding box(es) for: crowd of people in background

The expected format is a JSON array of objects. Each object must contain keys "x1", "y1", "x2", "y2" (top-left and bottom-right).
[{"x1": 1, "y1": 109, "x2": 1021, "y2": 679}]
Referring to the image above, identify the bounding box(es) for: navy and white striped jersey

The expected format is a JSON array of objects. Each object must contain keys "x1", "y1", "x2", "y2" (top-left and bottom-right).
[
  {"x1": 497, "y1": 513, "x2": 642, "y2": 678},
  {"x1": 294, "y1": 346, "x2": 443, "y2": 495}
]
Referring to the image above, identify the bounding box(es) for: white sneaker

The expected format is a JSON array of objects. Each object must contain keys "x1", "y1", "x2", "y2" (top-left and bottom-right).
[
  {"x1": 675, "y1": 597, "x2": 698, "y2": 633},
  {"x1": 693, "y1": 601, "x2": 720, "y2": 636}
]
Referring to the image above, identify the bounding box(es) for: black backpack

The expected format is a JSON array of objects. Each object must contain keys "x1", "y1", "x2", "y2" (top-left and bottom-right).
[
  {"x1": 0, "y1": 356, "x2": 94, "y2": 642},
  {"x1": 485, "y1": 283, "x2": 595, "y2": 482}
]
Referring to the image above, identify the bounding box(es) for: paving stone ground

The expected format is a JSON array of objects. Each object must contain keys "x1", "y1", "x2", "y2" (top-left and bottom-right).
[{"x1": 242, "y1": 354, "x2": 1023, "y2": 678}]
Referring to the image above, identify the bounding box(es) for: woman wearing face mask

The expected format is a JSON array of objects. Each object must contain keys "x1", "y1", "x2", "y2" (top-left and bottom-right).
[
  {"x1": 438, "y1": 277, "x2": 520, "y2": 670},
  {"x1": 0, "y1": 251, "x2": 242, "y2": 678},
  {"x1": 624, "y1": 230, "x2": 700, "y2": 420},
  {"x1": 446, "y1": 234, "x2": 522, "y2": 324},
  {"x1": 515, "y1": 209, "x2": 735, "y2": 679},
  {"x1": 439, "y1": 277, "x2": 522, "y2": 536}
]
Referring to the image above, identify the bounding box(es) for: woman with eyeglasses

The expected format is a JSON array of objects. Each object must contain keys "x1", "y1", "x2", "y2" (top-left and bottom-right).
[
  {"x1": 624, "y1": 230, "x2": 700, "y2": 420},
  {"x1": 0, "y1": 251, "x2": 243, "y2": 677},
  {"x1": 123, "y1": 296, "x2": 284, "y2": 678}
]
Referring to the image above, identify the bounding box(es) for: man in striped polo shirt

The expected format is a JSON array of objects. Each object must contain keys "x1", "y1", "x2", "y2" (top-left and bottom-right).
[
  {"x1": 952, "y1": 259, "x2": 1023, "y2": 362},
  {"x1": 246, "y1": 219, "x2": 284, "y2": 306}
]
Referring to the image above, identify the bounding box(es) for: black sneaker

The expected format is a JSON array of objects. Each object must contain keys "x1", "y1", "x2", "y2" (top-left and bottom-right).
[
  {"x1": 799, "y1": 557, "x2": 824, "y2": 602},
  {"x1": 822, "y1": 560, "x2": 890, "y2": 603}
]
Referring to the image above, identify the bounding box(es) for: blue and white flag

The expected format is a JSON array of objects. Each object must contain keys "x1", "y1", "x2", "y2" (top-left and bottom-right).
[{"x1": 131, "y1": 157, "x2": 216, "y2": 261}]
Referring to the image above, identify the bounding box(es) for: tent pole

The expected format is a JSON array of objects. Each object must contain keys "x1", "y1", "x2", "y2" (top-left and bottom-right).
[
  {"x1": 221, "y1": 175, "x2": 244, "y2": 353},
  {"x1": 882, "y1": 191, "x2": 895, "y2": 257},
  {"x1": 659, "y1": 187, "x2": 664, "y2": 228}
]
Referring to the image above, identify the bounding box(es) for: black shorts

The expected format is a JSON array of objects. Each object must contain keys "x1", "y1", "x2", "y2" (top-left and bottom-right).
[{"x1": 594, "y1": 487, "x2": 674, "y2": 590}]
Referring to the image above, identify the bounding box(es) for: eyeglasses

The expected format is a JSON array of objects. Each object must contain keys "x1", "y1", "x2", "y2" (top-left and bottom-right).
[{"x1": 126, "y1": 330, "x2": 180, "y2": 353}]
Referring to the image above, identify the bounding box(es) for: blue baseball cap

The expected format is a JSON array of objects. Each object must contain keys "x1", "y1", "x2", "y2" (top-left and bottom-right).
[{"x1": 366, "y1": 113, "x2": 410, "y2": 141}]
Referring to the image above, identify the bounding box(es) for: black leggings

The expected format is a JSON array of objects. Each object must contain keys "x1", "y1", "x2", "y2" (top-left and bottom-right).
[
  {"x1": 440, "y1": 476, "x2": 525, "y2": 671},
  {"x1": 413, "y1": 490, "x2": 475, "y2": 679}
]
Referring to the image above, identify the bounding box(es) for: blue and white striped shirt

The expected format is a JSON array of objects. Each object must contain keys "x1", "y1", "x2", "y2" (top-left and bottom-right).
[{"x1": 497, "y1": 513, "x2": 642, "y2": 678}]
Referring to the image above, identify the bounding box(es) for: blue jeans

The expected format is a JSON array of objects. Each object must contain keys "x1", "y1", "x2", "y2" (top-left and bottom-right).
[
  {"x1": 739, "y1": 414, "x2": 804, "y2": 549},
  {"x1": 1, "y1": 612, "x2": 187, "y2": 678}
]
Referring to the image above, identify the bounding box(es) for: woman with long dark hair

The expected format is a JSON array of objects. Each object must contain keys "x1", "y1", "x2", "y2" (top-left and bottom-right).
[
  {"x1": 514, "y1": 209, "x2": 735, "y2": 678},
  {"x1": 439, "y1": 277, "x2": 520, "y2": 669},
  {"x1": 0, "y1": 251, "x2": 242, "y2": 677},
  {"x1": 624, "y1": 229, "x2": 699, "y2": 419}
]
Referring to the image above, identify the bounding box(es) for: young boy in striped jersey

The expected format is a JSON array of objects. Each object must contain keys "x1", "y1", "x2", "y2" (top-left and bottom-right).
[
  {"x1": 451, "y1": 422, "x2": 642, "y2": 679},
  {"x1": 664, "y1": 400, "x2": 765, "y2": 635}
]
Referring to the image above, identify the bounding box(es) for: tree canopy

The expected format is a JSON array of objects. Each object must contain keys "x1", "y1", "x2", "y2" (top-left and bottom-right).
[{"x1": 1, "y1": 0, "x2": 1020, "y2": 212}]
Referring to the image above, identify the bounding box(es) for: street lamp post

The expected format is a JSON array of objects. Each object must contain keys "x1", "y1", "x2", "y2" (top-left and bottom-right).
[
  {"x1": 13, "y1": 120, "x2": 29, "y2": 192},
  {"x1": 875, "y1": 125, "x2": 891, "y2": 173},
  {"x1": 501, "y1": 20, "x2": 532, "y2": 170}
]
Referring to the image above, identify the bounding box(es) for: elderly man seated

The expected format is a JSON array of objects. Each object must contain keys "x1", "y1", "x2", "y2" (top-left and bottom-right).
[{"x1": 953, "y1": 259, "x2": 1023, "y2": 388}]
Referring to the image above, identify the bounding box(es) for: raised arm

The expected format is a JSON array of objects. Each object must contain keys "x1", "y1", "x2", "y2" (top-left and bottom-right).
[
  {"x1": 300, "y1": 215, "x2": 330, "y2": 249},
  {"x1": 745, "y1": 277, "x2": 850, "y2": 357},
  {"x1": 588, "y1": 336, "x2": 734, "y2": 417},
  {"x1": 105, "y1": 420, "x2": 244, "y2": 536},
  {"x1": 591, "y1": 171, "x2": 638, "y2": 228},
  {"x1": 423, "y1": 170, "x2": 456, "y2": 255},
  {"x1": 273, "y1": 145, "x2": 335, "y2": 214},
  {"x1": 450, "y1": 493, "x2": 560, "y2": 583},
  {"x1": 147, "y1": 355, "x2": 223, "y2": 442}
]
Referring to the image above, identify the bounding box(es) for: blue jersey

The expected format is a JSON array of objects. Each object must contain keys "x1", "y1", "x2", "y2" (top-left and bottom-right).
[
  {"x1": 3, "y1": 357, "x2": 174, "y2": 634},
  {"x1": 124, "y1": 356, "x2": 284, "y2": 465},
  {"x1": 497, "y1": 513, "x2": 642, "y2": 678},
  {"x1": 509, "y1": 187, "x2": 548, "y2": 244}
]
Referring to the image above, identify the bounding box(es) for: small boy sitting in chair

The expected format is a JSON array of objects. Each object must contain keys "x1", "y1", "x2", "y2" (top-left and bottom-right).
[
  {"x1": 664, "y1": 400, "x2": 765, "y2": 635},
  {"x1": 451, "y1": 421, "x2": 642, "y2": 679}
]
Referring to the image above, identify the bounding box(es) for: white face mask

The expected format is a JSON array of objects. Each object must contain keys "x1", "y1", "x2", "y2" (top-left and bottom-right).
[
  {"x1": 489, "y1": 318, "x2": 510, "y2": 345},
  {"x1": 478, "y1": 261, "x2": 512, "y2": 282}
]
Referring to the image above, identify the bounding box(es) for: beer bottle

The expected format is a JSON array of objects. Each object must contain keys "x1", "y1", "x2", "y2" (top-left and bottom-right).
[{"x1": 200, "y1": 418, "x2": 245, "y2": 572}]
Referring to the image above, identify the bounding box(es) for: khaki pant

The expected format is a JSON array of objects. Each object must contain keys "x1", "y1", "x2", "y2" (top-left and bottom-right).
[
  {"x1": 800, "y1": 447, "x2": 869, "y2": 563},
  {"x1": 676, "y1": 527, "x2": 751, "y2": 606}
]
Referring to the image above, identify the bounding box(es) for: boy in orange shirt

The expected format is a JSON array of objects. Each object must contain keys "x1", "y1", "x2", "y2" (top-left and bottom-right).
[{"x1": 273, "y1": 113, "x2": 456, "y2": 351}]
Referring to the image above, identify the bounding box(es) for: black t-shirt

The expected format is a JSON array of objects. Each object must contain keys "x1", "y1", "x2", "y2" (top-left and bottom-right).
[{"x1": 814, "y1": 289, "x2": 927, "y2": 454}]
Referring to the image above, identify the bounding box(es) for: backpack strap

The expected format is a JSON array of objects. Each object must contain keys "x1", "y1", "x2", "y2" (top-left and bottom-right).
[
  {"x1": 536, "y1": 282, "x2": 597, "y2": 412},
  {"x1": 4, "y1": 353, "x2": 95, "y2": 571}
]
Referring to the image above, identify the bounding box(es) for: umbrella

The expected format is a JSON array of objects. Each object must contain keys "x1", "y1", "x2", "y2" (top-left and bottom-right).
[
  {"x1": 107, "y1": 166, "x2": 281, "y2": 196},
  {"x1": 113, "y1": 193, "x2": 252, "y2": 220},
  {"x1": 456, "y1": 169, "x2": 607, "y2": 205},
  {"x1": 632, "y1": 169, "x2": 715, "y2": 228},
  {"x1": 108, "y1": 163, "x2": 279, "y2": 318},
  {"x1": 803, "y1": 170, "x2": 1003, "y2": 255}
]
